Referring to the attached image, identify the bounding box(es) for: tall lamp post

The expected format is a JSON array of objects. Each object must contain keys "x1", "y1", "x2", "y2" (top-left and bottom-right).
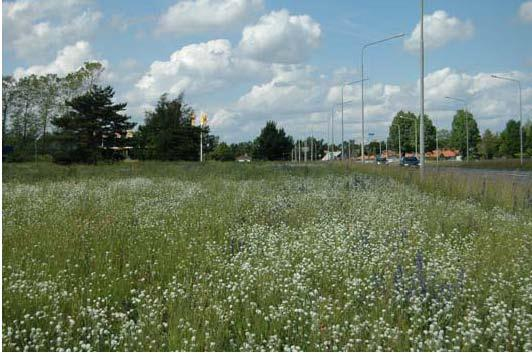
[
  {"x1": 341, "y1": 78, "x2": 368, "y2": 160},
  {"x1": 419, "y1": 0, "x2": 425, "y2": 168},
  {"x1": 445, "y1": 96, "x2": 469, "y2": 162},
  {"x1": 491, "y1": 75, "x2": 523, "y2": 166},
  {"x1": 332, "y1": 100, "x2": 354, "y2": 160},
  {"x1": 361, "y1": 33, "x2": 405, "y2": 163}
]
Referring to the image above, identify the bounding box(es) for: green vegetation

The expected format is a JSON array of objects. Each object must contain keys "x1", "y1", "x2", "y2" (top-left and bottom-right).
[
  {"x1": 346, "y1": 162, "x2": 532, "y2": 213},
  {"x1": 51, "y1": 86, "x2": 135, "y2": 164},
  {"x1": 3, "y1": 162, "x2": 531, "y2": 351},
  {"x1": 429, "y1": 159, "x2": 532, "y2": 171}
]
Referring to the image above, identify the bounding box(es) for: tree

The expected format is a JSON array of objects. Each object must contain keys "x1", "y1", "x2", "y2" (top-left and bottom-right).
[
  {"x1": 6, "y1": 75, "x2": 41, "y2": 161},
  {"x1": 437, "y1": 129, "x2": 452, "y2": 149},
  {"x1": 253, "y1": 121, "x2": 293, "y2": 160},
  {"x1": 2, "y1": 76, "x2": 17, "y2": 142},
  {"x1": 388, "y1": 111, "x2": 436, "y2": 153},
  {"x1": 450, "y1": 109, "x2": 480, "y2": 158},
  {"x1": 51, "y1": 85, "x2": 135, "y2": 164},
  {"x1": 137, "y1": 94, "x2": 208, "y2": 161},
  {"x1": 499, "y1": 119, "x2": 523, "y2": 158},
  {"x1": 478, "y1": 129, "x2": 499, "y2": 159},
  {"x1": 63, "y1": 62, "x2": 105, "y2": 99},
  {"x1": 230, "y1": 141, "x2": 254, "y2": 157},
  {"x1": 525, "y1": 120, "x2": 532, "y2": 157},
  {"x1": 209, "y1": 142, "x2": 235, "y2": 161},
  {"x1": 35, "y1": 74, "x2": 62, "y2": 153}
]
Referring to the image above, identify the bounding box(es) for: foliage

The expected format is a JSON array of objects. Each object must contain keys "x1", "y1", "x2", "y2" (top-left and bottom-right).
[
  {"x1": 499, "y1": 119, "x2": 524, "y2": 158},
  {"x1": 134, "y1": 94, "x2": 215, "y2": 161},
  {"x1": 388, "y1": 111, "x2": 436, "y2": 153},
  {"x1": 209, "y1": 142, "x2": 235, "y2": 161},
  {"x1": 478, "y1": 129, "x2": 499, "y2": 159},
  {"x1": 253, "y1": 121, "x2": 293, "y2": 160},
  {"x1": 2, "y1": 62, "x2": 107, "y2": 161},
  {"x1": 51, "y1": 85, "x2": 135, "y2": 164},
  {"x1": 450, "y1": 109, "x2": 481, "y2": 158},
  {"x1": 229, "y1": 141, "x2": 255, "y2": 158},
  {"x1": 436, "y1": 129, "x2": 452, "y2": 149}
]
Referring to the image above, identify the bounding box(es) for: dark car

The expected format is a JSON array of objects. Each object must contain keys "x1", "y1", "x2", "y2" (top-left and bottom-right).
[
  {"x1": 375, "y1": 156, "x2": 387, "y2": 165},
  {"x1": 400, "y1": 156, "x2": 419, "y2": 167}
]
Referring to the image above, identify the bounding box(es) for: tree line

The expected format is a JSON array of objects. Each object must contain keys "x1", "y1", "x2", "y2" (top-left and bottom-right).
[
  {"x1": 386, "y1": 110, "x2": 532, "y2": 159},
  {"x1": 3, "y1": 65, "x2": 531, "y2": 163},
  {"x1": 2, "y1": 64, "x2": 294, "y2": 163}
]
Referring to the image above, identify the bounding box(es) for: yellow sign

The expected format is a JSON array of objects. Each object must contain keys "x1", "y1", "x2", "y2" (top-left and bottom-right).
[
  {"x1": 200, "y1": 113, "x2": 208, "y2": 127},
  {"x1": 191, "y1": 112, "x2": 196, "y2": 126}
]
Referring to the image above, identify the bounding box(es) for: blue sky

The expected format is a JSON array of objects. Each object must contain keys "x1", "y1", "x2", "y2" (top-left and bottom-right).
[{"x1": 3, "y1": 0, "x2": 532, "y2": 143}]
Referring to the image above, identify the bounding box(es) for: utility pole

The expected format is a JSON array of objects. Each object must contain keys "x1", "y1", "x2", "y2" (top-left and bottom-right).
[
  {"x1": 331, "y1": 107, "x2": 335, "y2": 156},
  {"x1": 419, "y1": 0, "x2": 425, "y2": 168},
  {"x1": 361, "y1": 33, "x2": 405, "y2": 164},
  {"x1": 304, "y1": 139, "x2": 308, "y2": 162},
  {"x1": 398, "y1": 125, "x2": 402, "y2": 159},
  {"x1": 342, "y1": 79, "x2": 367, "y2": 160}
]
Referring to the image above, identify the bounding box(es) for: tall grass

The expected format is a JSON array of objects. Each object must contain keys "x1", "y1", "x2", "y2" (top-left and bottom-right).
[
  {"x1": 2, "y1": 162, "x2": 531, "y2": 351},
  {"x1": 343, "y1": 162, "x2": 532, "y2": 213},
  {"x1": 427, "y1": 158, "x2": 532, "y2": 171}
]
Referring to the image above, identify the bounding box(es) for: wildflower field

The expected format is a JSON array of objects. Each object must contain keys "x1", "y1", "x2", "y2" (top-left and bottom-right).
[{"x1": 2, "y1": 162, "x2": 531, "y2": 351}]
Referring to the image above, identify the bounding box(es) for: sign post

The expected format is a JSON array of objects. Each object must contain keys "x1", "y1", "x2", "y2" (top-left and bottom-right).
[{"x1": 199, "y1": 113, "x2": 208, "y2": 162}]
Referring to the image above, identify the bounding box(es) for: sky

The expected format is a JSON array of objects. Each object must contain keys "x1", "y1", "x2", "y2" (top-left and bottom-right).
[{"x1": 3, "y1": 0, "x2": 532, "y2": 143}]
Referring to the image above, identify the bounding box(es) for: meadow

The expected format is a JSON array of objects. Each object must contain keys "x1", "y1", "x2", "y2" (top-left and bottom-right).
[{"x1": 2, "y1": 162, "x2": 531, "y2": 351}]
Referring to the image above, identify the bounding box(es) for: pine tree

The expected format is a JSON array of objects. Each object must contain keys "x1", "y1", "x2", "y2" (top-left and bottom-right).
[{"x1": 51, "y1": 85, "x2": 135, "y2": 164}]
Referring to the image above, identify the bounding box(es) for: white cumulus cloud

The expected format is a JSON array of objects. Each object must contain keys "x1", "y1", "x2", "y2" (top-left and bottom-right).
[
  {"x1": 519, "y1": 1, "x2": 532, "y2": 22},
  {"x1": 404, "y1": 10, "x2": 474, "y2": 52},
  {"x1": 156, "y1": 0, "x2": 263, "y2": 35},
  {"x1": 238, "y1": 9, "x2": 321, "y2": 63},
  {"x1": 3, "y1": 0, "x2": 101, "y2": 61},
  {"x1": 126, "y1": 39, "x2": 271, "y2": 114},
  {"x1": 13, "y1": 41, "x2": 99, "y2": 78}
]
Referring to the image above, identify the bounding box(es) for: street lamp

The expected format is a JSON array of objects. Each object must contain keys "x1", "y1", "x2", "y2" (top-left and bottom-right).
[
  {"x1": 361, "y1": 33, "x2": 405, "y2": 163},
  {"x1": 445, "y1": 96, "x2": 469, "y2": 162},
  {"x1": 491, "y1": 75, "x2": 524, "y2": 166},
  {"x1": 332, "y1": 100, "x2": 354, "y2": 160},
  {"x1": 341, "y1": 78, "x2": 368, "y2": 160}
]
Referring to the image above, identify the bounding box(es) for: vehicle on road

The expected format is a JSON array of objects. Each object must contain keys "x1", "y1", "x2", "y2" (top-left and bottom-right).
[
  {"x1": 387, "y1": 157, "x2": 399, "y2": 164},
  {"x1": 400, "y1": 156, "x2": 419, "y2": 167},
  {"x1": 375, "y1": 156, "x2": 387, "y2": 165}
]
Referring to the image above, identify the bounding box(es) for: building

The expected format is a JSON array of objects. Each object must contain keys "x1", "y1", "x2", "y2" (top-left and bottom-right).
[{"x1": 236, "y1": 154, "x2": 252, "y2": 162}]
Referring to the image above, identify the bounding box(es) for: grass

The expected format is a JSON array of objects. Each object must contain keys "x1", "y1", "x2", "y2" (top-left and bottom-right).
[
  {"x1": 2, "y1": 161, "x2": 531, "y2": 351},
  {"x1": 344, "y1": 162, "x2": 532, "y2": 213}
]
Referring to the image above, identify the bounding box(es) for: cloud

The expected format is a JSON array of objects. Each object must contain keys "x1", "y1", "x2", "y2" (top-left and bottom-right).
[
  {"x1": 404, "y1": 10, "x2": 474, "y2": 52},
  {"x1": 238, "y1": 9, "x2": 321, "y2": 63},
  {"x1": 236, "y1": 65, "x2": 328, "y2": 114},
  {"x1": 519, "y1": 1, "x2": 532, "y2": 22},
  {"x1": 3, "y1": 0, "x2": 101, "y2": 61},
  {"x1": 126, "y1": 39, "x2": 271, "y2": 115},
  {"x1": 211, "y1": 67, "x2": 532, "y2": 142},
  {"x1": 13, "y1": 41, "x2": 100, "y2": 78},
  {"x1": 156, "y1": 0, "x2": 263, "y2": 36}
]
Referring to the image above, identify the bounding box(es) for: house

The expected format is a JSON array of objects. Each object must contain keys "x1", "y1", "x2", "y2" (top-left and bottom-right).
[
  {"x1": 236, "y1": 154, "x2": 252, "y2": 162},
  {"x1": 426, "y1": 149, "x2": 461, "y2": 160}
]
